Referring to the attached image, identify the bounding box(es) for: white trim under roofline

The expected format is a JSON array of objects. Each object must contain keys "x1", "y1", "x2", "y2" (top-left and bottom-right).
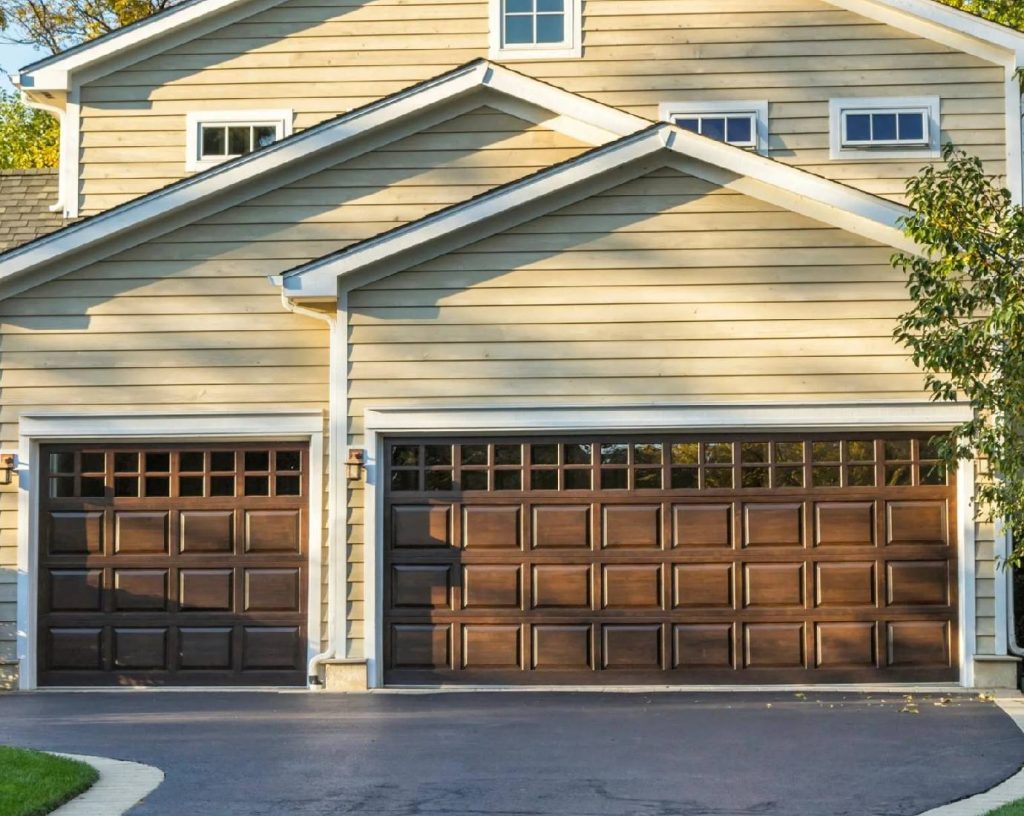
[
  {"x1": 15, "y1": 0, "x2": 1024, "y2": 91},
  {"x1": 360, "y1": 400, "x2": 974, "y2": 688},
  {"x1": 277, "y1": 124, "x2": 917, "y2": 299},
  {"x1": 15, "y1": 409, "x2": 324, "y2": 691},
  {"x1": 0, "y1": 61, "x2": 647, "y2": 300}
]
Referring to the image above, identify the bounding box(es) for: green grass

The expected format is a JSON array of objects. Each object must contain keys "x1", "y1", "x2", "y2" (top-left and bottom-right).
[
  {"x1": 987, "y1": 800, "x2": 1024, "y2": 815},
  {"x1": 0, "y1": 746, "x2": 98, "y2": 816}
]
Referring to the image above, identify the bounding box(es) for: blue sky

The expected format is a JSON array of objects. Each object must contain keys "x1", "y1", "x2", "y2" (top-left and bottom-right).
[{"x1": 0, "y1": 40, "x2": 49, "y2": 89}]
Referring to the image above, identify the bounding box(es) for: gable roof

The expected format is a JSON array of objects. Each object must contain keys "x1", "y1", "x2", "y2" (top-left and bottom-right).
[
  {"x1": 0, "y1": 60, "x2": 646, "y2": 300},
  {"x1": 275, "y1": 122, "x2": 918, "y2": 301},
  {"x1": 14, "y1": 0, "x2": 1024, "y2": 92},
  {"x1": 0, "y1": 170, "x2": 65, "y2": 253}
]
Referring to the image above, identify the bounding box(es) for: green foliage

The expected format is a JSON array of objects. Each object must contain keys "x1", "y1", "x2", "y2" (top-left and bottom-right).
[
  {"x1": 0, "y1": 746, "x2": 97, "y2": 816},
  {"x1": 0, "y1": 90, "x2": 58, "y2": 168},
  {"x1": 985, "y1": 799, "x2": 1024, "y2": 815},
  {"x1": 894, "y1": 144, "x2": 1024, "y2": 564},
  {"x1": 938, "y1": 0, "x2": 1024, "y2": 29},
  {"x1": 0, "y1": 0, "x2": 181, "y2": 55}
]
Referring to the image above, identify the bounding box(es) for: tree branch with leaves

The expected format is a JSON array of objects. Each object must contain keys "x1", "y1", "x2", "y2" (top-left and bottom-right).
[{"x1": 894, "y1": 144, "x2": 1024, "y2": 564}]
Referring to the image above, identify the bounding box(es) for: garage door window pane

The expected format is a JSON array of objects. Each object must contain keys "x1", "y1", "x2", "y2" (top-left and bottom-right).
[
  {"x1": 601, "y1": 469, "x2": 628, "y2": 489},
  {"x1": 885, "y1": 465, "x2": 911, "y2": 487},
  {"x1": 392, "y1": 446, "x2": 420, "y2": 467},
  {"x1": 704, "y1": 467, "x2": 733, "y2": 488},
  {"x1": 600, "y1": 443, "x2": 628, "y2": 465},
  {"x1": 179, "y1": 476, "x2": 203, "y2": 497},
  {"x1": 634, "y1": 443, "x2": 662, "y2": 465},
  {"x1": 50, "y1": 452, "x2": 75, "y2": 473},
  {"x1": 462, "y1": 471, "x2": 488, "y2": 491},
  {"x1": 211, "y1": 451, "x2": 235, "y2": 471},
  {"x1": 671, "y1": 443, "x2": 699, "y2": 465},
  {"x1": 564, "y1": 469, "x2": 591, "y2": 490},
  {"x1": 812, "y1": 466, "x2": 840, "y2": 487},
  {"x1": 531, "y1": 469, "x2": 557, "y2": 490},
  {"x1": 920, "y1": 462, "x2": 947, "y2": 485},
  {"x1": 146, "y1": 452, "x2": 171, "y2": 472},
  {"x1": 146, "y1": 476, "x2": 170, "y2": 497},
  {"x1": 741, "y1": 442, "x2": 768, "y2": 463},
  {"x1": 671, "y1": 467, "x2": 699, "y2": 489},
  {"x1": 635, "y1": 468, "x2": 662, "y2": 489},
  {"x1": 531, "y1": 445, "x2": 558, "y2": 465},
  {"x1": 812, "y1": 441, "x2": 841, "y2": 462},
  {"x1": 884, "y1": 440, "x2": 912, "y2": 461},
  {"x1": 391, "y1": 471, "x2": 419, "y2": 492},
  {"x1": 211, "y1": 475, "x2": 236, "y2": 496},
  {"x1": 49, "y1": 477, "x2": 74, "y2": 497},
  {"x1": 461, "y1": 445, "x2": 488, "y2": 466},
  {"x1": 494, "y1": 470, "x2": 521, "y2": 491},
  {"x1": 704, "y1": 442, "x2": 733, "y2": 464},
  {"x1": 742, "y1": 467, "x2": 769, "y2": 488},
  {"x1": 115, "y1": 476, "x2": 140, "y2": 497},
  {"x1": 775, "y1": 442, "x2": 803, "y2": 463},
  {"x1": 276, "y1": 451, "x2": 301, "y2": 472},
  {"x1": 495, "y1": 445, "x2": 522, "y2": 466},
  {"x1": 179, "y1": 452, "x2": 204, "y2": 472},
  {"x1": 848, "y1": 465, "x2": 875, "y2": 486},
  {"x1": 114, "y1": 452, "x2": 139, "y2": 473},
  {"x1": 425, "y1": 471, "x2": 453, "y2": 491},
  {"x1": 847, "y1": 441, "x2": 874, "y2": 462},
  {"x1": 564, "y1": 444, "x2": 592, "y2": 465},
  {"x1": 425, "y1": 445, "x2": 452, "y2": 467},
  {"x1": 245, "y1": 451, "x2": 270, "y2": 471},
  {"x1": 276, "y1": 475, "x2": 301, "y2": 496},
  {"x1": 775, "y1": 466, "x2": 803, "y2": 487},
  {"x1": 80, "y1": 452, "x2": 105, "y2": 473},
  {"x1": 81, "y1": 477, "x2": 105, "y2": 497}
]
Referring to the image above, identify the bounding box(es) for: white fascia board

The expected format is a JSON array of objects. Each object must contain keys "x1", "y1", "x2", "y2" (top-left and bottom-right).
[
  {"x1": 829, "y1": 0, "x2": 1022, "y2": 62},
  {"x1": 280, "y1": 123, "x2": 915, "y2": 299},
  {"x1": 15, "y1": 0, "x2": 255, "y2": 91}
]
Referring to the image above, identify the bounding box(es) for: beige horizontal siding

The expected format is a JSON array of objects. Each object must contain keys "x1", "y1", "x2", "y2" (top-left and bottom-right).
[
  {"x1": 341, "y1": 165, "x2": 936, "y2": 658},
  {"x1": 76, "y1": 0, "x2": 1007, "y2": 213},
  {"x1": 0, "y1": 105, "x2": 583, "y2": 681}
]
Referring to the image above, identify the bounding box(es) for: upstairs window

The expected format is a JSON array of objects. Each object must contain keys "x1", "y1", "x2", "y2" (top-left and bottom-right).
[
  {"x1": 829, "y1": 97, "x2": 939, "y2": 160},
  {"x1": 490, "y1": 0, "x2": 581, "y2": 59},
  {"x1": 185, "y1": 109, "x2": 293, "y2": 171},
  {"x1": 659, "y1": 101, "x2": 768, "y2": 154}
]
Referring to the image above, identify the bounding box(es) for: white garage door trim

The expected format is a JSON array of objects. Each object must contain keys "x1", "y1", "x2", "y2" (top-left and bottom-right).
[
  {"x1": 361, "y1": 401, "x2": 976, "y2": 689},
  {"x1": 15, "y1": 409, "x2": 325, "y2": 691}
]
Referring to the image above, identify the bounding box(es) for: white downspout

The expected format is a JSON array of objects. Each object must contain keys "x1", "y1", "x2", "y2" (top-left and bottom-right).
[
  {"x1": 17, "y1": 93, "x2": 65, "y2": 214},
  {"x1": 279, "y1": 291, "x2": 341, "y2": 686}
]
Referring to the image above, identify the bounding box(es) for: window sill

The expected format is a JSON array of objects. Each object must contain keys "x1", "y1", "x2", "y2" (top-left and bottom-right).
[
  {"x1": 489, "y1": 44, "x2": 582, "y2": 60},
  {"x1": 829, "y1": 147, "x2": 941, "y2": 161}
]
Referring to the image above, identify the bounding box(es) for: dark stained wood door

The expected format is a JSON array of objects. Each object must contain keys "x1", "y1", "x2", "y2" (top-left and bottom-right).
[
  {"x1": 37, "y1": 443, "x2": 309, "y2": 686},
  {"x1": 383, "y1": 434, "x2": 959, "y2": 685}
]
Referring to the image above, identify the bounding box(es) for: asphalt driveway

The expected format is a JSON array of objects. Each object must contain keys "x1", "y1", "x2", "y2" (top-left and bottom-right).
[{"x1": 1, "y1": 691, "x2": 1021, "y2": 816}]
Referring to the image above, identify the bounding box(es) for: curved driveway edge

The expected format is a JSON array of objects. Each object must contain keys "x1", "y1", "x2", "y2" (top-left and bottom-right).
[
  {"x1": 918, "y1": 696, "x2": 1024, "y2": 816},
  {"x1": 49, "y1": 753, "x2": 163, "y2": 816}
]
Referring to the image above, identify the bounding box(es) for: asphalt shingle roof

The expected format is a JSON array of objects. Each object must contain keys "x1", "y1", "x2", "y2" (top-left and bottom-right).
[{"x1": 0, "y1": 169, "x2": 66, "y2": 253}]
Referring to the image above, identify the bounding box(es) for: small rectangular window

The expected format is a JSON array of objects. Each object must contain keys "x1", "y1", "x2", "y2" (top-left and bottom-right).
[
  {"x1": 186, "y1": 110, "x2": 293, "y2": 171},
  {"x1": 829, "y1": 97, "x2": 939, "y2": 160},
  {"x1": 491, "y1": 0, "x2": 580, "y2": 59},
  {"x1": 840, "y1": 109, "x2": 929, "y2": 148},
  {"x1": 659, "y1": 101, "x2": 768, "y2": 154}
]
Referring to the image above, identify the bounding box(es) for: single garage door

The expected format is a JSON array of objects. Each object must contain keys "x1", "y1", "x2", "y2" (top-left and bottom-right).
[
  {"x1": 38, "y1": 443, "x2": 309, "y2": 686},
  {"x1": 384, "y1": 434, "x2": 958, "y2": 685}
]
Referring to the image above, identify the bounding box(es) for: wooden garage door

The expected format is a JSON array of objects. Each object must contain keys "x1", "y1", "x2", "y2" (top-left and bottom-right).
[
  {"x1": 384, "y1": 434, "x2": 958, "y2": 685},
  {"x1": 38, "y1": 443, "x2": 308, "y2": 686}
]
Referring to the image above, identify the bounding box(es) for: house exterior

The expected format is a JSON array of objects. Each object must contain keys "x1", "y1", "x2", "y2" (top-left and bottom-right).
[{"x1": 0, "y1": 0, "x2": 1020, "y2": 690}]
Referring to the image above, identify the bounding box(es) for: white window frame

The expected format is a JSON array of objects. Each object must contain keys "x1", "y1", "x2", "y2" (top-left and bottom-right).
[
  {"x1": 359, "y1": 401, "x2": 975, "y2": 689},
  {"x1": 15, "y1": 410, "x2": 325, "y2": 691},
  {"x1": 488, "y1": 0, "x2": 582, "y2": 60},
  {"x1": 829, "y1": 97, "x2": 940, "y2": 160},
  {"x1": 659, "y1": 100, "x2": 769, "y2": 154},
  {"x1": 185, "y1": 109, "x2": 294, "y2": 172}
]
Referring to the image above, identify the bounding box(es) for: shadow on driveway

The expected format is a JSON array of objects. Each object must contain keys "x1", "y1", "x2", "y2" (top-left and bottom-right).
[{"x1": 1, "y1": 691, "x2": 1021, "y2": 816}]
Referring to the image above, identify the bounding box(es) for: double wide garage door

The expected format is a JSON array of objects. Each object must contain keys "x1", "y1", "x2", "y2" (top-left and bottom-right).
[
  {"x1": 385, "y1": 433, "x2": 959, "y2": 685},
  {"x1": 37, "y1": 443, "x2": 308, "y2": 686}
]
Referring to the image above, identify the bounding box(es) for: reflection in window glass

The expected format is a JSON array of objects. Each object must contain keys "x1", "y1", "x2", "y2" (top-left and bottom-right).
[
  {"x1": 600, "y1": 443, "x2": 629, "y2": 465},
  {"x1": 564, "y1": 444, "x2": 591, "y2": 465},
  {"x1": 494, "y1": 445, "x2": 522, "y2": 466},
  {"x1": 671, "y1": 443, "x2": 699, "y2": 465},
  {"x1": 704, "y1": 442, "x2": 733, "y2": 464}
]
